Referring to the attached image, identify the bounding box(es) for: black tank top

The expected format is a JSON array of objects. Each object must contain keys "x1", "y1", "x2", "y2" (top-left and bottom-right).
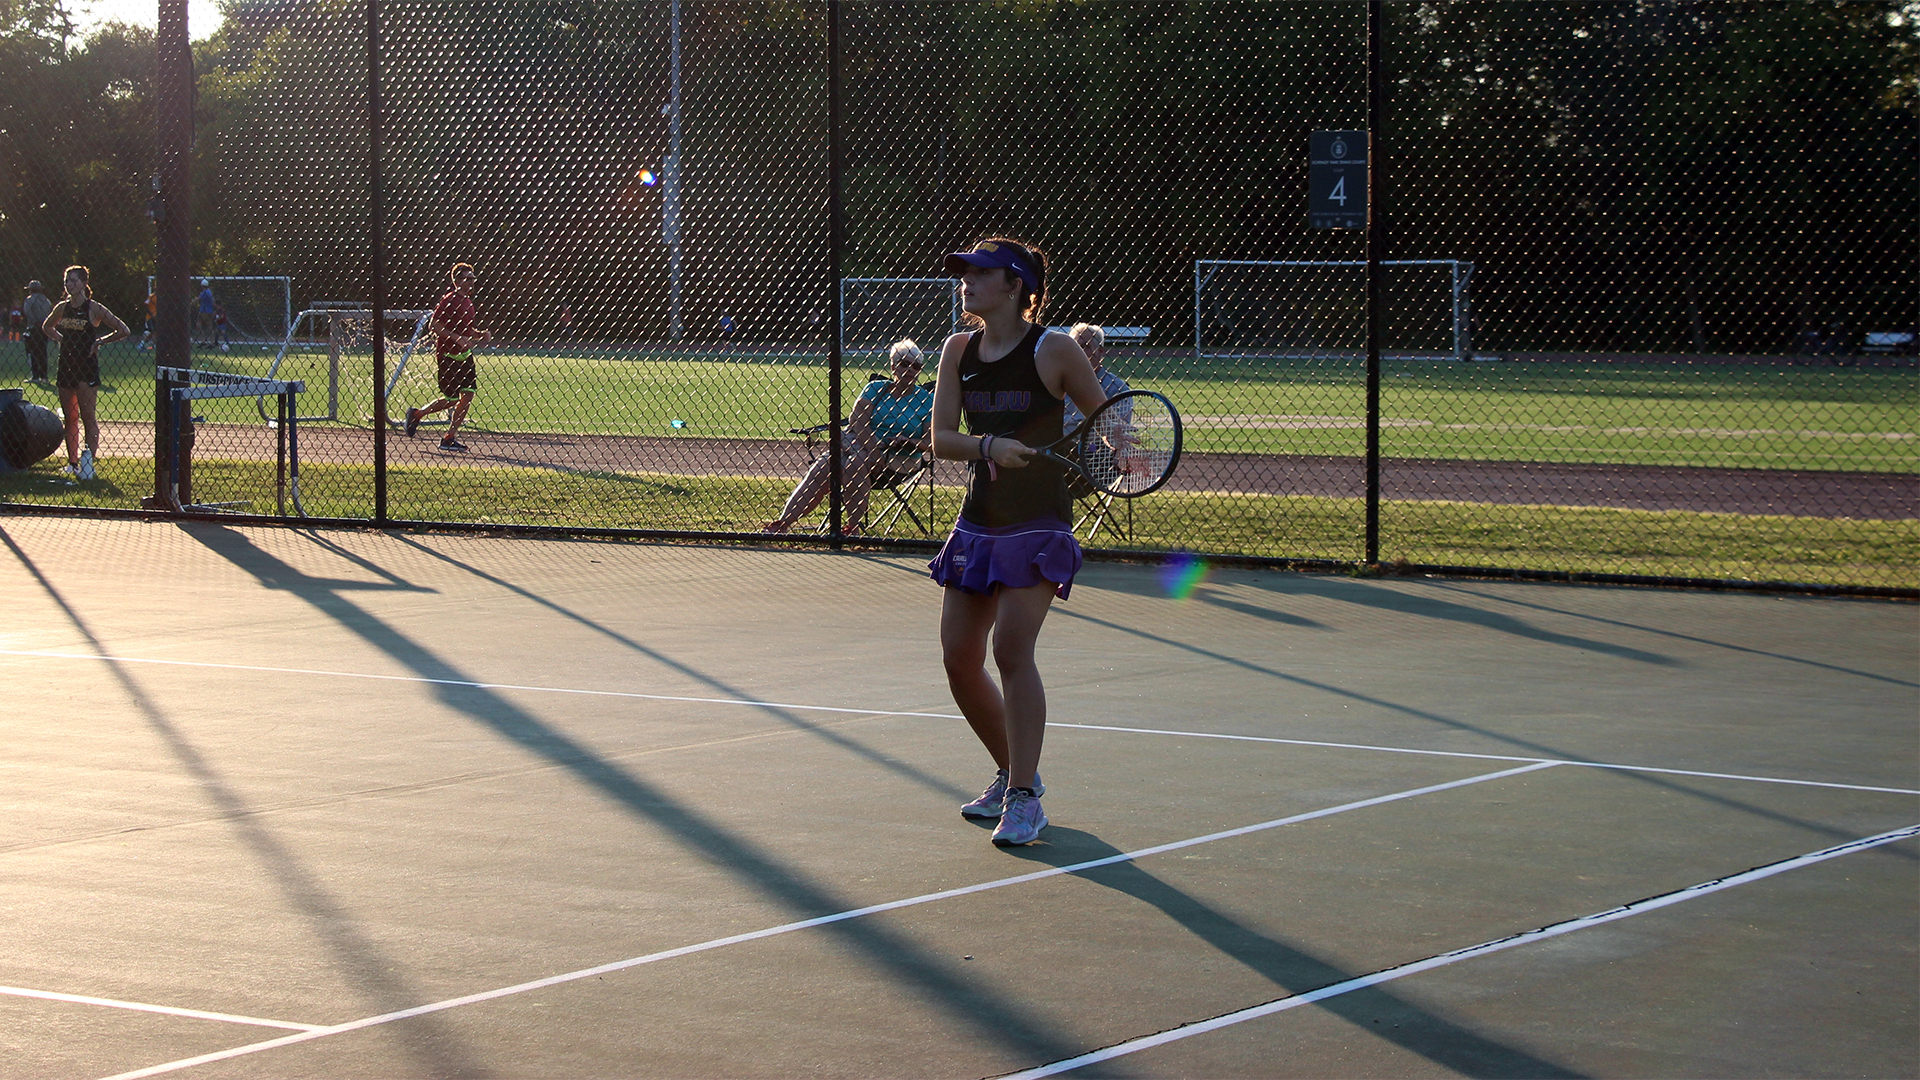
[
  {"x1": 959, "y1": 324, "x2": 1070, "y2": 527},
  {"x1": 55, "y1": 297, "x2": 97, "y2": 364}
]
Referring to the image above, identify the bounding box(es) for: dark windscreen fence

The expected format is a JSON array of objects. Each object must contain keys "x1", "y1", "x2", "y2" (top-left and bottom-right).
[
  {"x1": 1196, "y1": 260, "x2": 1472, "y2": 359},
  {"x1": 0, "y1": 2, "x2": 1912, "y2": 592}
]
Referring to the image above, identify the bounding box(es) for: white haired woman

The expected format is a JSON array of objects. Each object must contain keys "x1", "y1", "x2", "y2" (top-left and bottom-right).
[
  {"x1": 765, "y1": 338, "x2": 933, "y2": 534},
  {"x1": 1062, "y1": 322, "x2": 1131, "y2": 431}
]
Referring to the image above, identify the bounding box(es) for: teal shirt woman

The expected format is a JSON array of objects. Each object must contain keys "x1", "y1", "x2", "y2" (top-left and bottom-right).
[
  {"x1": 860, "y1": 377, "x2": 933, "y2": 445},
  {"x1": 764, "y1": 339, "x2": 933, "y2": 534}
]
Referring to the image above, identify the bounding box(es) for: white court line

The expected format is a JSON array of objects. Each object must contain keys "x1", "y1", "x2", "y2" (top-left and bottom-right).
[
  {"x1": 0, "y1": 985, "x2": 320, "y2": 1031},
  {"x1": 94, "y1": 762, "x2": 1557, "y2": 1080},
  {"x1": 3, "y1": 648, "x2": 1912, "y2": 797},
  {"x1": 1051, "y1": 723, "x2": 1920, "y2": 797},
  {"x1": 999, "y1": 821, "x2": 1920, "y2": 1080},
  {"x1": 0, "y1": 649, "x2": 966, "y2": 719}
]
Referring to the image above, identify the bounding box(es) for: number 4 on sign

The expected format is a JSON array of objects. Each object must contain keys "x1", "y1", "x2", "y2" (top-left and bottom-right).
[{"x1": 1330, "y1": 176, "x2": 1346, "y2": 206}]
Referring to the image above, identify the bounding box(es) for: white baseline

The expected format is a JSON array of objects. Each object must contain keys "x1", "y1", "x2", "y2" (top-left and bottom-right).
[{"x1": 2, "y1": 649, "x2": 1911, "y2": 796}]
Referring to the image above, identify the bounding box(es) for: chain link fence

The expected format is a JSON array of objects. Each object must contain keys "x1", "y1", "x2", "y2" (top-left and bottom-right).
[{"x1": 3, "y1": 1, "x2": 1914, "y2": 591}]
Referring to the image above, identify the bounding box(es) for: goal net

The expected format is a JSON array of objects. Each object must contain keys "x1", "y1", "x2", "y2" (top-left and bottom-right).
[
  {"x1": 1195, "y1": 260, "x2": 1473, "y2": 360},
  {"x1": 151, "y1": 275, "x2": 293, "y2": 344},
  {"x1": 841, "y1": 278, "x2": 959, "y2": 363},
  {"x1": 264, "y1": 307, "x2": 433, "y2": 423}
]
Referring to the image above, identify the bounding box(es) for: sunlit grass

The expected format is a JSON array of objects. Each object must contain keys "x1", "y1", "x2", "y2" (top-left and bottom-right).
[
  {"x1": 41, "y1": 343, "x2": 1918, "y2": 472},
  {"x1": 6, "y1": 455, "x2": 1910, "y2": 589}
]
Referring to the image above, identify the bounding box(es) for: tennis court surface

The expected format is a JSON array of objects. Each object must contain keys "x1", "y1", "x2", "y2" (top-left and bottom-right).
[{"x1": 2, "y1": 514, "x2": 1913, "y2": 1079}]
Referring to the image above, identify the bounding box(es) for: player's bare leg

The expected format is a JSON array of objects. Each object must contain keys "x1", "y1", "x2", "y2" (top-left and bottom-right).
[
  {"x1": 942, "y1": 586, "x2": 1010, "y2": 770},
  {"x1": 75, "y1": 383, "x2": 99, "y2": 459},
  {"x1": 59, "y1": 386, "x2": 81, "y2": 466},
  {"x1": 445, "y1": 392, "x2": 472, "y2": 439},
  {"x1": 942, "y1": 580, "x2": 1056, "y2": 789},
  {"x1": 988, "y1": 582, "x2": 1054, "y2": 791}
]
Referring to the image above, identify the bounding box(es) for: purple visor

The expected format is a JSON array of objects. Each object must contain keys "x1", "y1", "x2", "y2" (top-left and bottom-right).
[{"x1": 943, "y1": 242, "x2": 1038, "y2": 294}]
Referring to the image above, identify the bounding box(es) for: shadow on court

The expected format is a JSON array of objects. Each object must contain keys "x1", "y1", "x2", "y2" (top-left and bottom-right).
[
  {"x1": 0, "y1": 526, "x2": 489, "y2": 1077},
  {"x1": 1091, "y1": 571, "x2": 1673, "y2": 664},
  {"x1": 168, "y1": 522, "x2": 1086, "y2": 1065},
  {"x1": 380, "y1": 531, "x2": 969, "y2": 803},
  {"x1": 167, "y1": 522, "x2": 1606, "y2": 1078},
  {"x1": 1418, "y1": 578, "x2": 1919, "y2": 690},
  {"x1": 1004, "y1": 824, "x2": 1588, "y2": 1079},
  {"x1": 1050, "y1": 597, "x2": 1918, "y2": 868}
]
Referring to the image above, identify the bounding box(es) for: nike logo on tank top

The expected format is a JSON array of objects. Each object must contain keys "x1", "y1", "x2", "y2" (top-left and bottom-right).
[{"x1": 959, "y1": 324, "x2": 1070, "y2": 528}]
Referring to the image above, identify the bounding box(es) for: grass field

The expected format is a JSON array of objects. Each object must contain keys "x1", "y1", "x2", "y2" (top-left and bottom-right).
[
  {"x1": 27, "y1": 342, "x2": 1917, "y2": 473},
  {"x1": 5, "y1": 454, "x2": 1912, "y2": 589}
]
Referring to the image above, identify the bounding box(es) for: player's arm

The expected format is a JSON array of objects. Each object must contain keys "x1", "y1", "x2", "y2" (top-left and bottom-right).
[
  {"x1": 91, "y1": 303, "x2": 131, "y2": 346},
  {"x1": 1038, "y1": 331, "x2": 1106, "y2": 425},
  {"x1": 931, "y1": 332, "x2": 977, "y2": 462},
  {"x1": 41, "y1": 304, "x2": 62, "y2": 340},
  {"x1": 463, "y1": 300, "x2": 492, "y2": 347}
]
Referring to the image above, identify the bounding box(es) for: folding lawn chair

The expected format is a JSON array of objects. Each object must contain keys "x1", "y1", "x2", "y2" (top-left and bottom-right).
[
  {"x1": 1069, "y1": 472, "x2": 1132, "y2": 542},
  {"x1": 786, "y1": 374, "x2": 938, "y2": 537}
]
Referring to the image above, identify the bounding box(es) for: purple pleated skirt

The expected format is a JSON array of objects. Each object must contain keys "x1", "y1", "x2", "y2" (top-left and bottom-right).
[{"x1": 927, "y1": 516, "x2": 1083, "y2": 599}]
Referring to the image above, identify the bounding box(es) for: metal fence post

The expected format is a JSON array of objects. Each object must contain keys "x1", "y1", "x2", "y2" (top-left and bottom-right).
[
  {"x1": 826, "y1": 0, "x2": 845, "y2": 547},
  {"x1": 369, "y1": 0, "x2": 388, "y2": 524},
  {"x1": 1364, "y1": 0, "x2": 1383, "y2": 566},
  {"x1": 149, "y1": 0, "x2": 193, "y2": 512}
]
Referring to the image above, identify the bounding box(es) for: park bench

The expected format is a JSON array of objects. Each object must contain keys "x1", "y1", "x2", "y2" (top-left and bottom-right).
[{"x1": 1862, "y1": 331, "x2": 1915, "y2": 356}]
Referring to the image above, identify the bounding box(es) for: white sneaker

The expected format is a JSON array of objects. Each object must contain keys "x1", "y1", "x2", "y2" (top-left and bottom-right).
[
  {"x1": 991, "y1": 787, "x2": 1048, "y2": 846},
  {"x1": 960, "y1": 769, "x2": 1044, "y2": 819},
  {"x1": 77, "y1": 448, "x2": 94, "y2": 480}
]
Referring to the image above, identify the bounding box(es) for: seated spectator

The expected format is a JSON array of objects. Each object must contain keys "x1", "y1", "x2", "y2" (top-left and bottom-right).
[
  {"x1": 766, "y1": 338, "x2": 933, "y2": 534},
  {"x1": 1062, "y1": 322, "x2": 1130, "y2": 431}
]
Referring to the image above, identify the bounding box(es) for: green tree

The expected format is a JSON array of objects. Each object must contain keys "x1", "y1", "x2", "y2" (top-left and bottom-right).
[{"x1": 0, "y1": 3, "x2": 157, "y2": 319}]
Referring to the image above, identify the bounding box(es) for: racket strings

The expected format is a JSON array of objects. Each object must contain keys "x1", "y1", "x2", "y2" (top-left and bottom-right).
[{"x1": 1079, "y1": 395, "x2": 1177, "y2": 495}]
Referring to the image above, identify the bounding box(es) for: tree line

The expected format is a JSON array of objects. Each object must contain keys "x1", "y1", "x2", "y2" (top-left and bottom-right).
[{"x1": 2, "y1": 0, "x2": 1912, "y2": 354}]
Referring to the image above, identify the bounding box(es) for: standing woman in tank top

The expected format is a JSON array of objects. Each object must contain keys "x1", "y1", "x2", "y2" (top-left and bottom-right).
[
  {"x1": 41, "y1": 265, "x2": 130, "y2": 480},
  {"x1": 927, "y1": 238, "x2": 1107, "y2": 846}
]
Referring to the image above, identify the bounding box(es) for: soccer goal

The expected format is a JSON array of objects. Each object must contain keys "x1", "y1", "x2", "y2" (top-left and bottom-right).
[
  {"x1": 841, "y1": 278, "x2": 959, "y2": 363},
  {"x1": 260, "y1": 307, "x2": 433, "y2": 424},
  {"x1": 1194, "y1": 260, "x2": 1473, "y2": 361},
  {"x1": 150, "y1": 275, "x2": 293, "y2": 345}
]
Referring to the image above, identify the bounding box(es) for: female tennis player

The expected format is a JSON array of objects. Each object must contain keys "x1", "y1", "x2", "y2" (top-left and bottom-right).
[
  {"x1": 41, "y1": 265, "x2": 130, "y2": 480},
  {"x1": 927, "y1": 238, "x2": 1106, "y2": 846}
]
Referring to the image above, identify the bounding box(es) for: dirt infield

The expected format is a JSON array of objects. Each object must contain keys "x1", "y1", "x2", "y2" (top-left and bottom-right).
[{"x1": 83, "y1": 420, "x2": 1920, "y2": 519}]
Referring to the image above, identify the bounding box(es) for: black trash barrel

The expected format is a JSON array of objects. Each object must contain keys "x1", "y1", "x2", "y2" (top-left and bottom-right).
[{"x1": 0, "y1": 388, "x2": 65, "y2": 468}]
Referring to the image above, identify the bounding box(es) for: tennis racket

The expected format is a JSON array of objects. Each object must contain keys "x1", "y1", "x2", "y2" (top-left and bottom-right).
[{"x1": 1026, "y1": 389, "x2": 1182, "y2": 498}]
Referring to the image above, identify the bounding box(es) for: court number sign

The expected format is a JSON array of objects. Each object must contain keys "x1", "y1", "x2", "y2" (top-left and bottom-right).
[{"x1": 1309, "y1": 130, "x2": 1367, "y2": 230}]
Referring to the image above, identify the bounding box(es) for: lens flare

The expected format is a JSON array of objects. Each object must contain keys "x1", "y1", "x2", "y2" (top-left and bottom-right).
[
  {"x1": 1158, "y1": 551, "x2": 1209, "y2": 600},
  {"x1": 637, "y1": 169, "x2": 658, "y2": 187}
]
